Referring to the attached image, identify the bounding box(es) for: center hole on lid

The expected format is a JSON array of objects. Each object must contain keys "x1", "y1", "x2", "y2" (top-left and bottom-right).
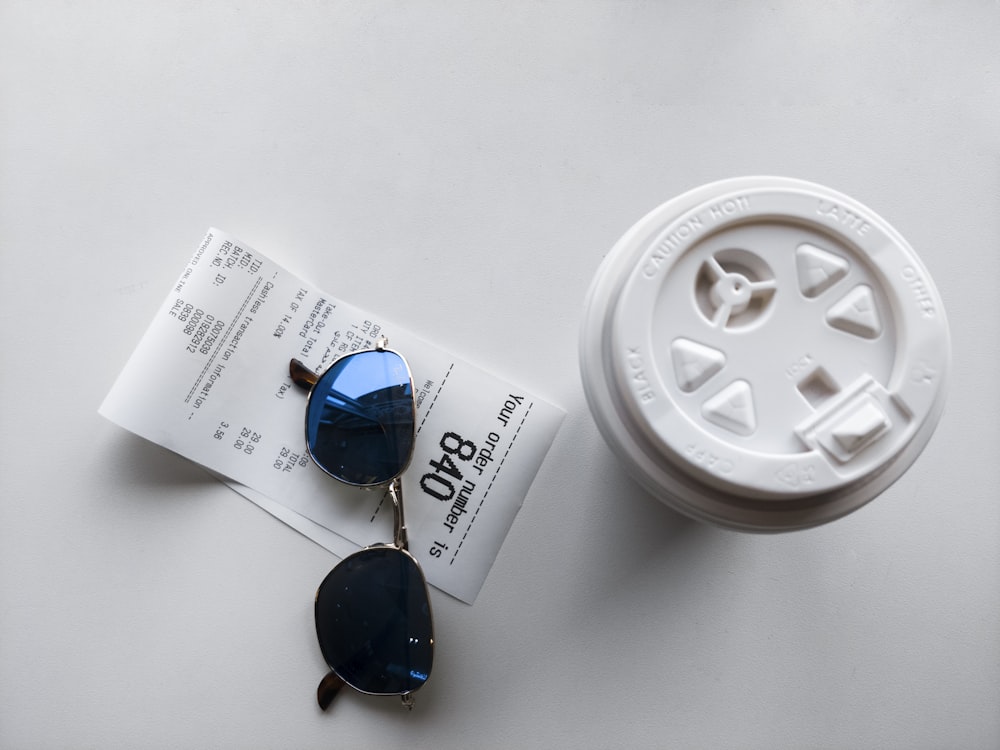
[
  {"x1": 723, "y1": 274, "x2": 751, "y2": 299},
  {"x1": 693, "y1": 247, "x2": 776, "y2": 330}
]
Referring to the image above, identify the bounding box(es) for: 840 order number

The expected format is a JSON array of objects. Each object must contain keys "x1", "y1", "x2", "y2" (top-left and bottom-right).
[{"x1": 419, "y1": 432, "x2": 478, "y2": 502}]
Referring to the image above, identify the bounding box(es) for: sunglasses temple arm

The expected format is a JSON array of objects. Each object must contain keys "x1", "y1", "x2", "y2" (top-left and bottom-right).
[
  {"x1": 289, "y1": 358, "x2": 319, "y2": 390},
  {"x1": 389, "y1": 477, "x2": 409, "y2": 550},
  {"x1": 317, "y1": 670, "x2": 345, "y2": 710}
]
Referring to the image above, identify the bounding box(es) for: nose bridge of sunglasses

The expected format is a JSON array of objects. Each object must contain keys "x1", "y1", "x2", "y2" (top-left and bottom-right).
[{"x1": 389, "y1": 476, "x2": 408, "y2": 551}]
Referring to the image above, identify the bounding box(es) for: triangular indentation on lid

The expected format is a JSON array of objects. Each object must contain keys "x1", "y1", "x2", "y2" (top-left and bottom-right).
[
  {"x1": 826, "y1": 284, "x2": 882, "y2": 339},
  {"x1": 671, "y1": 337, "x2": 726, "y2": 392},
  {"x1": 702, "y1": 379, "x2": 757, "y2": 436},
  {"x1": 796, "y1": 243, "x2": 850, "y2": 298}
]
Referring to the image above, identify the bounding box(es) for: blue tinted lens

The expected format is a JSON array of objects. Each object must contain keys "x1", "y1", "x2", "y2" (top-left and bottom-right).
[
  {"x1": 315, "y1": 547, "x2": 433, "y2": 696},
  {"x1": 305, "y1": 350, "x2": 415, "y2": 485}
]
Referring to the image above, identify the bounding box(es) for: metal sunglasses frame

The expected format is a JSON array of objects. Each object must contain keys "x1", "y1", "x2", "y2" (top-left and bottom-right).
[{"x1": 290, "y1": 336, "x2": 433, "y2": 710}]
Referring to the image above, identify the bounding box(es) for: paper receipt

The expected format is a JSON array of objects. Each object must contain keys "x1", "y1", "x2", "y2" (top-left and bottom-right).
[{"x1": 100, "y1": 229, "x2": 564, "y2": 603}]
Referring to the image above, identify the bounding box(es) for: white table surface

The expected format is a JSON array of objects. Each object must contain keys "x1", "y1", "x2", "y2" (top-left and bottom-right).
[{"x1": 2, "y1": 2, "x2": 998, "y2": 748}]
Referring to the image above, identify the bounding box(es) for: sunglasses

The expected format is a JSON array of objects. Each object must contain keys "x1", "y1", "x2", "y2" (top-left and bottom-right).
[{"x1": 290, "y1": 337, "x2": 433, "y2": 711}]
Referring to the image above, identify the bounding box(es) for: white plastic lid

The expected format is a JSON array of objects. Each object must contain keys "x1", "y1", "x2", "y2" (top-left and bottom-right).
[{"x1": 579, "y1": 177, "x2": 950, "y2": 531}]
